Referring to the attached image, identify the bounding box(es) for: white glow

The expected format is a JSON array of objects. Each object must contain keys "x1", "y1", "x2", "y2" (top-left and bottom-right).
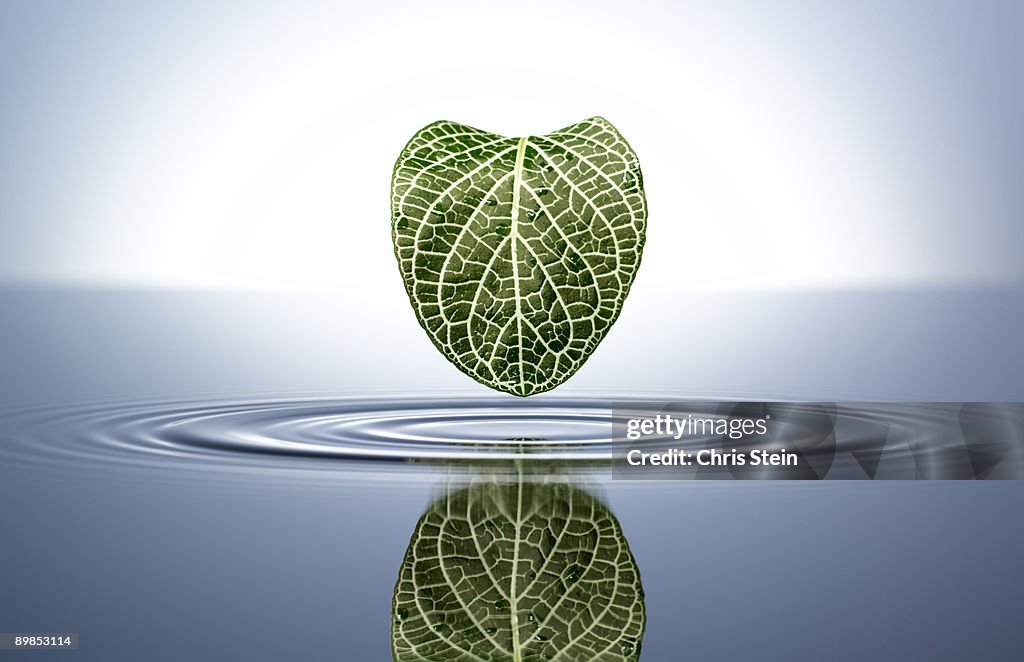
[{"x1": 38, "y1": 0, "x2": 1009, "y2": 290}]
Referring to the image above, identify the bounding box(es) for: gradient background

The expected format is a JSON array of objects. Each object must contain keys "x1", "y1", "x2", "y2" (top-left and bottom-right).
[
  {"x1": 2, "y1": 0, "x2": 1023, "y2": 402},
  {"x1": 1, "y1": 1, "x2": 1023, "y2": 660},
  {"x1": 2, "y1": 0, "x2": 1023, "y2": 292}
]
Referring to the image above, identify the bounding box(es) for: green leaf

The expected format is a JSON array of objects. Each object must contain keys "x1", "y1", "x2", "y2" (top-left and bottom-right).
[
  {"x1": 391, "y1": 117, "x2": 647, "y2": 396},
  {"x1": 391, "y1": 476, "x2": 646, "y2": 661}
]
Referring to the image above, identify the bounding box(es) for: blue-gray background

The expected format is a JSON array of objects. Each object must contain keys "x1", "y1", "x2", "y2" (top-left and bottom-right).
[{"x1": 1, "y1": 1, "x2": 1022, "y2": 660}]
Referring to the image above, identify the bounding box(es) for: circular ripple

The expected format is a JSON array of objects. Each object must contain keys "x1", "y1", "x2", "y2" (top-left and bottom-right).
[
  {"x1": 3, "y1": 395, "x2": 1015, "y2": 482},
  {"x1": 0, "y1": 395, "x2": 649, "y2": 479},
  {"x1": 161, "y1": 397, "x2": 621, "y2": 460}
]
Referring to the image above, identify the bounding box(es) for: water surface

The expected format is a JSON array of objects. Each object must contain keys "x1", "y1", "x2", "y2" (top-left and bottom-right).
[{"x1": 1, "y1": 289, "x2": 1022, "y2": 660}]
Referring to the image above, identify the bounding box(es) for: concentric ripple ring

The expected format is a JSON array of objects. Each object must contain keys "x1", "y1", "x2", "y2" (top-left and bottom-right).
[{"x1": 2, "y1": 395, "x2": 1019, "y2": 481}]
